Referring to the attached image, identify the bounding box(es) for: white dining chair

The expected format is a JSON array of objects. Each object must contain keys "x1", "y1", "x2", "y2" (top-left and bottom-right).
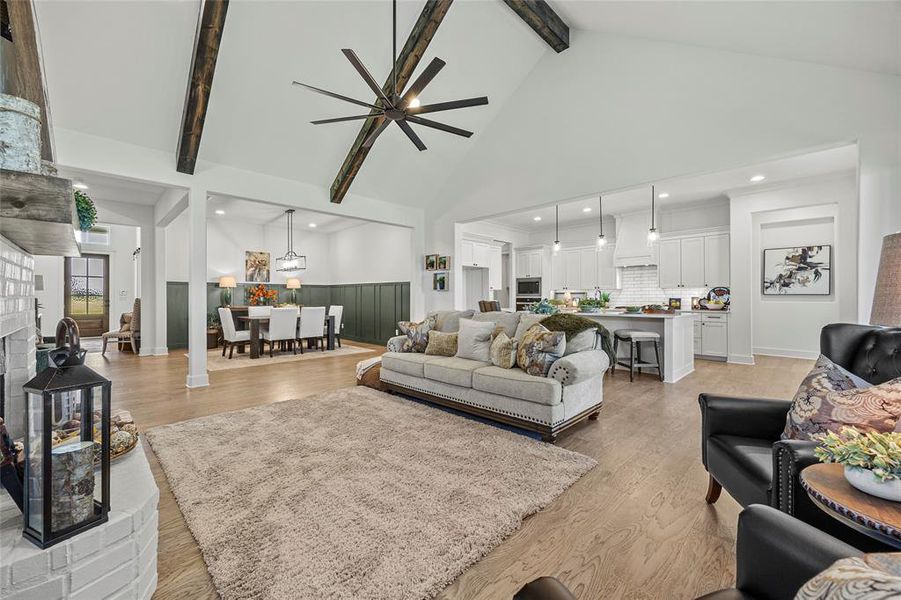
[
  {"x1": 326, "y1": 305, "x2": 344, "y2": 348},
  {"x1": 248, "y1": 306, "x2": 271, "y2": 318},
  {"x1": 298, "y1": 306, "x2": 327, "y2": 353},
  {"x1": 218, "y1": 307, "x2": 250, "y2": 359},
  {"x1": 262, "y1": 307, "x2": 299, "y2": 357}
]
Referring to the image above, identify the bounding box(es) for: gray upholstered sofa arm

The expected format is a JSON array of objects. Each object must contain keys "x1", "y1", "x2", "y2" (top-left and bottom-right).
[
  {"x1": 386, "y1": 335, "x2": 407, "y2": 353},
  {"x1": 548, "y1": 350, "x2": 609, "y2": 386}
]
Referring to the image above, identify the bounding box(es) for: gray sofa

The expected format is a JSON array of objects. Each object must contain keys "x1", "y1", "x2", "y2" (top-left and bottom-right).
[{"x1": 381, "y1": 310, "x2": 609, "y2": 442}]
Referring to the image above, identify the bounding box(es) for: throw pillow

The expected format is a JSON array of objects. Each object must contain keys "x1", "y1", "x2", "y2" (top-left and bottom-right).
[
  {"x1": 428, "y1": 310, "x2": 475, "y2": 333},
  {"x1": 455, "y1": 319, "x2": 495, "y2": 362},
  {"x1": 490, "y1": 332, "x2": 517, "y2": 369},
  {"x1": 796, "y1": 554, "x2": 901, "y2": 599},
  {"x1": 514, "y1": 313, "x2": 547, "y2": 340},
  {"x1": 473, "y1": 311, "x2": 521, "y2": 338},
  {"x1": 783, "y1": 355, "x2": 901, "y2": 440},
  {"x1": 425, "y1": 331, "x2": 458, "y2": 357},
  {"x1": 397, "y1": 316, "x2": 436, "y2": 353},
  {"x1": 516, "y1": 324, "x2": 566, "y2": 377}
]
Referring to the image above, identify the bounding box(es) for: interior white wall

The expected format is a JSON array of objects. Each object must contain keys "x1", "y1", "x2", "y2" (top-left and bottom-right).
[
  {"x1": 425, "y1": 30, "x2": 900, "y2": 318},
  {"x1": 329, "y1": 222, "x2": 412, "y2": 284},
  {"x1": 729, "y1": 174, "x2": 858, "y2": 363},
  {"x1": 33, "y1": 223, "x2": 139, "y2": 338}
]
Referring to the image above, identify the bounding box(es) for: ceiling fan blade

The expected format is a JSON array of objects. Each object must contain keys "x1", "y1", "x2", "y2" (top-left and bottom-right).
[
  {"x1": 406, "y1": 115, "x2": 472, "y2": 138},
  {"x1": 341, "y1": 49, "x2": 392, "y2": 106},
  {"x1": 407, "y1": 96, "x2": 489, "y2": 115},
  {"x1": 310, "y1": 114, "x2": 382, "y2": 125},
  {"x1": 292, "y1": 81, "x2": 381, "y2": 111},
  {"x1": 401, "y1": 57, "x2": 446, "y2": 106},
  {"x1": 362, "y1": 118, "x2": 391, "y2": 148},
  {"x1": 396, "y1": 119, "x2": 427, "y2": 151}
]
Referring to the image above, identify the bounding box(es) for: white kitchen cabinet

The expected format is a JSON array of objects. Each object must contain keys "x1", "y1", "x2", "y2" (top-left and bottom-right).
[
  {"x1": 693, "y1": 316, "x2": 702, "y2": 355},
  {"x1": 488, "y1": 245, "x2": 502, "y2": 290},
  {"x1": 698, "y1": 313, "x2": 728, "y2": 358},
  {"x1": 461, "y1": 240, "x2": 474, "y2": 267},
  {"x1": 680, "y1": 237, "x2": 706, "y2": 287},
  {"x1": 596, "y1": 245, "x2": 620, "y2": 290},
  {"x1": 657, "y1": 239, "x2": 682, "y2": 288},
  {"x1": 704, "y1": 233, "x2": 730, "y2": 287},
  {"x1": 550, "y1": 252, "x2": 564, "y2": 290},
  {"x1": 472, "y1": 242, "x2": 490, "y2": 267},
  {"x1": 528, "y1": 251, "x2": 542, "y2": 278},
  {"x1": 579, "y1": 248, "x2": 596, "y2": 290},
  {"x1": 516, "y1": 249, "x2": 543, "y2": 278},
  {"x1": 564, "y1": 250, "x2": 580, "y2": 289}
]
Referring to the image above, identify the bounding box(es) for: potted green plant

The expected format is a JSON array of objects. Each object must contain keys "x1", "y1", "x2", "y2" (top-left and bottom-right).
[
  {"x1": 815, "y1": 427, "x2": 901, "y2": 501},
  {"x1": 577, "y1": 298, "x2": 603, "y2": 314},
  {"x1": 528, "y1": 299, "x2": 559, "y2": 315},
  {"x1": 206, "y1": 312, "x2": 221, "y2": 350},
  {"x1": 74, "y1": 190, "x2": 98, "y2": 231}
]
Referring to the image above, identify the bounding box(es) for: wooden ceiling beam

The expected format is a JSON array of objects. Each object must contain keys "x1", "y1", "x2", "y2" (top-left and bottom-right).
[
  {"x1": 176, "y1": 0, "x2": 229, "y2": 175},
  {"x1": 6, "y1": 0, "x2": 54, "y2": 161},
  {"x1": 502, "y1": 0, "x2": 569, "y2": 53},
  {"x1": 329, "y1": 0, "x2": 453, "y2": 204}
]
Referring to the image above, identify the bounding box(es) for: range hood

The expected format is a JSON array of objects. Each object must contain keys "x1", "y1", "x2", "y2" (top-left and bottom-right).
[{"x1": 613, "y1": 212, "x2": 658, "y2": 267}]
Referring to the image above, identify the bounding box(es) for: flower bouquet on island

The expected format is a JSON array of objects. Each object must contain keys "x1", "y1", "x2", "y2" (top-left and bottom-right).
[
  {"x1": 815, "y1": 427, "x2": 901, "y2": 501},
  {"x1": 248, "y1": 284, "x2": 279, "y2": 306}
]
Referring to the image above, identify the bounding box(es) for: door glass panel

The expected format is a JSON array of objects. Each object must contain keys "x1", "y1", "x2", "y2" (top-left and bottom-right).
[
  {"x1": 70, "y1": 258, "x2": 87, "y2": 276},
  {"x1": 87, "y1": 278, "x2": 104, "y2": 314},
  {"x1": 88, "y1": 258, "x2": 104, "y2": 277}
]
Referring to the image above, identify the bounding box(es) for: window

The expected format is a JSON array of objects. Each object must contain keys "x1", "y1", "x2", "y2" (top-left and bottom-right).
[{"x1": 75, "y1": 224, "x2": 111, "y2": 246}]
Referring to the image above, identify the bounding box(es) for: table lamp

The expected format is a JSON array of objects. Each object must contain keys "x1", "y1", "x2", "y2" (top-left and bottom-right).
[
  {"x1": 218, "y1": 276, "x2": 237, "y2": 307},
  {"x1": 285, "y1": 278, "x2": 301, "y2": 305},
  {"x1": 871, "y1": 232, "x2": 901, "y2": 326}
]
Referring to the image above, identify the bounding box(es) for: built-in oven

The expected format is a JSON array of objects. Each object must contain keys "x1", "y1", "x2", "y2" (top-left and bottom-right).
[{"x1": 516, "y1": 278, "x2": 541, "y2": 296}]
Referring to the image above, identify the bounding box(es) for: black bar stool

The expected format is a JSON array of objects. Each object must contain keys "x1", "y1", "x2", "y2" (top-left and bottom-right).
[{"x1": 612, "y1": 329, "x2": 663, "y2": 382}]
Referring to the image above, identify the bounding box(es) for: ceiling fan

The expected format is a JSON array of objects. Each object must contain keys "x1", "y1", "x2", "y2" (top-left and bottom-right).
[{"x1": 292, "y1": 0, "x2": 488, "y2": 151}]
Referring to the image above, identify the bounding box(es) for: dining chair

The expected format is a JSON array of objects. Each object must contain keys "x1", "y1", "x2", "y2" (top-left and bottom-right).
[
  {"x1": 262, "y1": 307, "x2": 298, "y2": 357},
  {"x1": 326, "y1": 305, "x2": 344, "y2": 348},
  {"x1": 248, "y1": 306, "x2": 271, "y2": 317},
  {"x1": 298, "y1": 306, "x2": 327, "y2": 353},
  {"x1": 218, "y1": 307, "x2": 250, "y2": 359}
]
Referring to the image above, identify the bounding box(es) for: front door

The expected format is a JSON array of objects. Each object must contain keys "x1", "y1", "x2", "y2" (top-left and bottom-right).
[{"x1": 65, "y1": 254, "x2": 110, "y2": 337}]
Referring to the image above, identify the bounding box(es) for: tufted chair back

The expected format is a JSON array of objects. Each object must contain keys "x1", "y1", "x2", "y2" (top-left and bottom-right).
[{"x1": 820, "y1": 323, "x2": 901, "y2": 385}]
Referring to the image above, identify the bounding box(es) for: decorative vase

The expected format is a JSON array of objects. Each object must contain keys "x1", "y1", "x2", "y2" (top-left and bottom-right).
[{"x1": 844, "y1": 466, "x2": 901, "y2": 501}]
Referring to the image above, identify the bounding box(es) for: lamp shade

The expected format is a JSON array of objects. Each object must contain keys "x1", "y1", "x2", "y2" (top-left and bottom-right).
[
  {"x1": 285, "y1": 278, "x2": 301, "y2": 290},
  {"x1": 218, "y1": 276, "x2": 237, "y2": 289},
  {"x1": 871, "y1": 232, "x2": 901, "y2": 326}
]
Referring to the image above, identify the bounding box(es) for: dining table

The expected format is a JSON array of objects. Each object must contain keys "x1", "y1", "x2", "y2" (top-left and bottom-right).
[{"x1": 237, "y1": 314, "x2": 336, "y2": 359}]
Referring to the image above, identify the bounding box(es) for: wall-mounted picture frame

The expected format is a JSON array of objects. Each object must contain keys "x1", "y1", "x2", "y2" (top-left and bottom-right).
[
  {"x1": 433, "y1": 271, "x2": 448, "y2": 291},
  {"x1": 762, "y1": 245, "x2": 831, "y2": 295},
  {"x1": 245, "y1": 250, "x2": 271, "y2": 283},
  {"x1": 437, "y1": 255, "x2": 449, "y2": 270},
  {"x1": 425, "y1": 254, "x2": 438, "y2": 271}
]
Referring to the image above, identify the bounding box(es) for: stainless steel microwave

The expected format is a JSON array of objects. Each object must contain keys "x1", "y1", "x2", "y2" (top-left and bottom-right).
[{"x1": 516, "y1": 278, "x2": 541, "y2": 296}]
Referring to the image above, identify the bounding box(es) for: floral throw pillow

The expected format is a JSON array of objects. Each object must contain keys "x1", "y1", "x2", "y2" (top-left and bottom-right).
[
  {"x1": 796, "y1": 554, "x2": 901, "y2": 599},
  {"x1": 397, "y1": 316, "x2": 436, "y2": 353},
  {"x1": 783, "y1": 355, "x2": 901, "y2": 440},
  {"x1": 516, "y1": 324, "x2": 566, "y2": 377}
]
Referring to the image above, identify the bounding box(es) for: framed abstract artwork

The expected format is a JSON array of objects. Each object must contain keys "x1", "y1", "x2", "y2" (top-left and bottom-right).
[
  {"x1": 762, "y1": 245, "x2": 831, "y2": 295},
  {"x1": 245, "y1": 251, "x2": 271, "y2": 283}
]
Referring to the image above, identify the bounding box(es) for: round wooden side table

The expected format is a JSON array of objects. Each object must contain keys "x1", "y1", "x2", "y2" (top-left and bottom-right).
[{"x1": 801, "y1": 463, "x2": 901, "y2": 549}]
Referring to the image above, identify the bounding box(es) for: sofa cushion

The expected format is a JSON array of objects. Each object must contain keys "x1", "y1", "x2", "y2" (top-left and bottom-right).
[
  {"x1": 514, "y1": 314, "x2": 547, "y2": 340},
  {"x1": 562, "y1": 329, "x2": 596, "y2": 356},
  {"x1": 428, "y1": 310, "x2": 475, "y2": 333},
  {"x1": 517, "y1": 324, "x2": 566, "y2": 377},
  {"x1": 424, "y1": 356, "x2": 489, "y2": 387},
  {"x1": 472, "y1": 366, "x2": 562, "y2": 406},
  {"x1": 490, "y1": 332, "x2": 517, "y2": 369},
  {"x1": 381, "y1": 352, "x2": 432, "y2": 378},
  {"x1": 456, "y1": 318, "x2": 495, "y2": 362},
  {"x1": 398, "y1": 315, "x2": 437, "y2": 353},
  {"x1": 706, "y1": 434, "x2": 773, "y2": 507},
  {"x1": 473, "y1": 311, "x2": 521, "y2": 338},
  {"x1": 425, "y1": 330, "x2": 457, "y2": 357}
]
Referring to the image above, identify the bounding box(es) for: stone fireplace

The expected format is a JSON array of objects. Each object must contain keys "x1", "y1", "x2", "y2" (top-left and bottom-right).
[{"x1": 0, "y1": 234, "x2": 37, "y2": 439}]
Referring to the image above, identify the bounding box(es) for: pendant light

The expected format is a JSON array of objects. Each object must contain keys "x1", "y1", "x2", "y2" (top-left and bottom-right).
[
  {"x1": 596, "y1": 195, "x2": 607, "y2": 250},
  {"x1": 276, "y1": 209, "x2": 307, "y2": 272},
  {"x1": 647, "y1": 185, "x2": 659, "y2": 245},
  {"x1": 553, "y1": 205, "x2": 561, "y2": 252}
]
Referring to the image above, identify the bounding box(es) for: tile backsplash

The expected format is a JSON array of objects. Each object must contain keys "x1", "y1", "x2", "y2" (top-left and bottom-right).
[{"x1": 609, "y1": 265, "x2": 708, "y2": 307}]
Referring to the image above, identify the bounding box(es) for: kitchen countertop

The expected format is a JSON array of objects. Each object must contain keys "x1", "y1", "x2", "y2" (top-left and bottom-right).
[{"x1": 575, "y1": 311, "x2": 693, "y2": 319}]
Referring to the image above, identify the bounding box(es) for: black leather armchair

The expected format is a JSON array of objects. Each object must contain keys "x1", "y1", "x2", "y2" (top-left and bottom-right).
[
  {"x1": 697, "y1": 505, "x2": 861, "y2": 600},
  {"x1": 699, "y1": 323, "x2": 901, "y2": 548}
]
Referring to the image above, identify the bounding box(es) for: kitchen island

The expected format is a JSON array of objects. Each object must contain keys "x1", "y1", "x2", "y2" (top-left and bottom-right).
[{"x1": 579, "y1": 311, "x2": 695, "y2": 383}]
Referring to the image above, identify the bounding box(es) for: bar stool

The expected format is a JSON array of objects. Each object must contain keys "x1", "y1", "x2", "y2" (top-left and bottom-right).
[{"x1": 612, "y1": 329, "x2": 663, "y2": 382}]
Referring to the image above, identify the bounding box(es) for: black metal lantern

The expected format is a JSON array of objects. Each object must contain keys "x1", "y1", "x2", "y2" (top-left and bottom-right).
[{"x1": 21, "y1": 318, "x2": 110, "y2": 548}]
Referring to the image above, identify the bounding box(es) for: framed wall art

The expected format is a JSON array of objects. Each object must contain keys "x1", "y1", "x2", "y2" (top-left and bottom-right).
[
  {"x1": 762, "y1": 245, "x2": 831, "y2": 295},
  {"x1": 245, "y1": 251, "x2": 271, "y2": 283}
]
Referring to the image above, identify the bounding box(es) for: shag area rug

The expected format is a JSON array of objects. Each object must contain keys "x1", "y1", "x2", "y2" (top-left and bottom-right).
[
  {"x1": 145, "y1": 387, "x2": 596, "y2": 600},
  {"x1": 185, "y1": 344, "x2": 372, "y2": 371}
]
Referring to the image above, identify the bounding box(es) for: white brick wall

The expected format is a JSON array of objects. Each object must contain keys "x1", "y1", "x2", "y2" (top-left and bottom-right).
[
  {"x1": 0, "y1": 445, "x2": 159, "y2": 600},
  {"x1": 1, "y1": 235, "x2": 37, "y2": 439},
  {"x1": 611, "y1": 265, "x2": 709, "y2": 307}
]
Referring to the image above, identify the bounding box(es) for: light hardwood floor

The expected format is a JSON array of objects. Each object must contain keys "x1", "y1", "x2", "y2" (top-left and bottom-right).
[{"x1": 86, "y1": 346, "x2": 814, "y2": 600}]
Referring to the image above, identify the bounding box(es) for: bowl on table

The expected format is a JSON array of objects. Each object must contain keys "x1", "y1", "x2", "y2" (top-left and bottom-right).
[{"x1": 623, "y1": 306, "x2": 643, "y2": 314}]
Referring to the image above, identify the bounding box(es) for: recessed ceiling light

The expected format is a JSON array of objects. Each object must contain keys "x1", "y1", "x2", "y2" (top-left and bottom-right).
[
  {"x1": 657, "y1": 192, "x2": 669, "y2": 199},
  {"x1": 533, "y1": 216, "x2": 542, "y2": 222},
  {"x1": 408, "y1": 97, "x2": 421, "y2": 108},
  {"x1": 582, "y1": 207, "x2": 591, "y2": 213},
  {"x1": 308, "y1": 223, "x2": 317, "y2": 228},
  {"x1": 750, "y1": 174, "x2": 766, "y2": 183},
  {"x1": 214, "y1": 209, "x2": 225, "y2": 215},
  {"x1": 73, "y1": 182, "x2": 89, "y2": 190}
]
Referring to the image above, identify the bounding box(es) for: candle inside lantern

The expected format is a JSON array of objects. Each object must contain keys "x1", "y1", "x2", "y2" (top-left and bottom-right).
[{"x1": 51, "y1": 440, "x2": 95, "y2": 531}]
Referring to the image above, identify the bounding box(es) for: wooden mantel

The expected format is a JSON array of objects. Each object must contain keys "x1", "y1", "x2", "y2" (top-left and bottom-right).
[{"x1": 0, "y1": 169, "x2": 80, "y2": 256}]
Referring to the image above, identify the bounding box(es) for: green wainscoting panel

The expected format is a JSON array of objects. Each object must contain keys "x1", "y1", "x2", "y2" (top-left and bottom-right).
[{"x1": 167, "y1": 280, "x2": 410, "y2": 348}]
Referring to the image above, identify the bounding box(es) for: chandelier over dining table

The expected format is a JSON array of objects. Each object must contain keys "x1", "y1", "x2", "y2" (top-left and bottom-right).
[{"x1": 276, "y1": 209, "x2": 307, "y2": 272}]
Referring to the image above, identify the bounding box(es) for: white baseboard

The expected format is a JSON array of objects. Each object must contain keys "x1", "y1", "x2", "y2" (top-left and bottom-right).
[
  {"x1": 669, "y1": 364, "x2": 694, "y2": 383},
  {"x1": 727, "y1": 354, "x2": 755, "y2": 365},
  {"x1": 151, "y1": 347, "x2": 169, "y2": 356},
  {"x1": 754, "y1": 347, "x2": 819, "y2": 360},
  {"x1": 185, "y1": 373, "x2": 210, "y2": 388}
]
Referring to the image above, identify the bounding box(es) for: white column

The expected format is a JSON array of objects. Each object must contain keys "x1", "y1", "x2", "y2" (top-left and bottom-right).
[
  {"x1": 138, "y1": 218, "x2": 156, "y2": 356},
  {"x1": 186, "y1": 188, "x2": 209, "y2": 388},
  {"x1": 153, "y1": 225, "x2": 168, "y2": 354}
]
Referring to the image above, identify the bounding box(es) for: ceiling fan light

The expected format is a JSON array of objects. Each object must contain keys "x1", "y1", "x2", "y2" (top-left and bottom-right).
[{"x1": 408, "y1": 97, "x2": 421, "y2": 108}]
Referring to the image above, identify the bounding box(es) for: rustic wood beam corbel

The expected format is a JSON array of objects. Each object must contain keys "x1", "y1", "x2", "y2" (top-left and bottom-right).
[
  {"x1": 502, "y1": 0, "x2": 569, "y2": 53},
  {"x1": 176, "y1": 0, "x2": 229, "y2": 175}
]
